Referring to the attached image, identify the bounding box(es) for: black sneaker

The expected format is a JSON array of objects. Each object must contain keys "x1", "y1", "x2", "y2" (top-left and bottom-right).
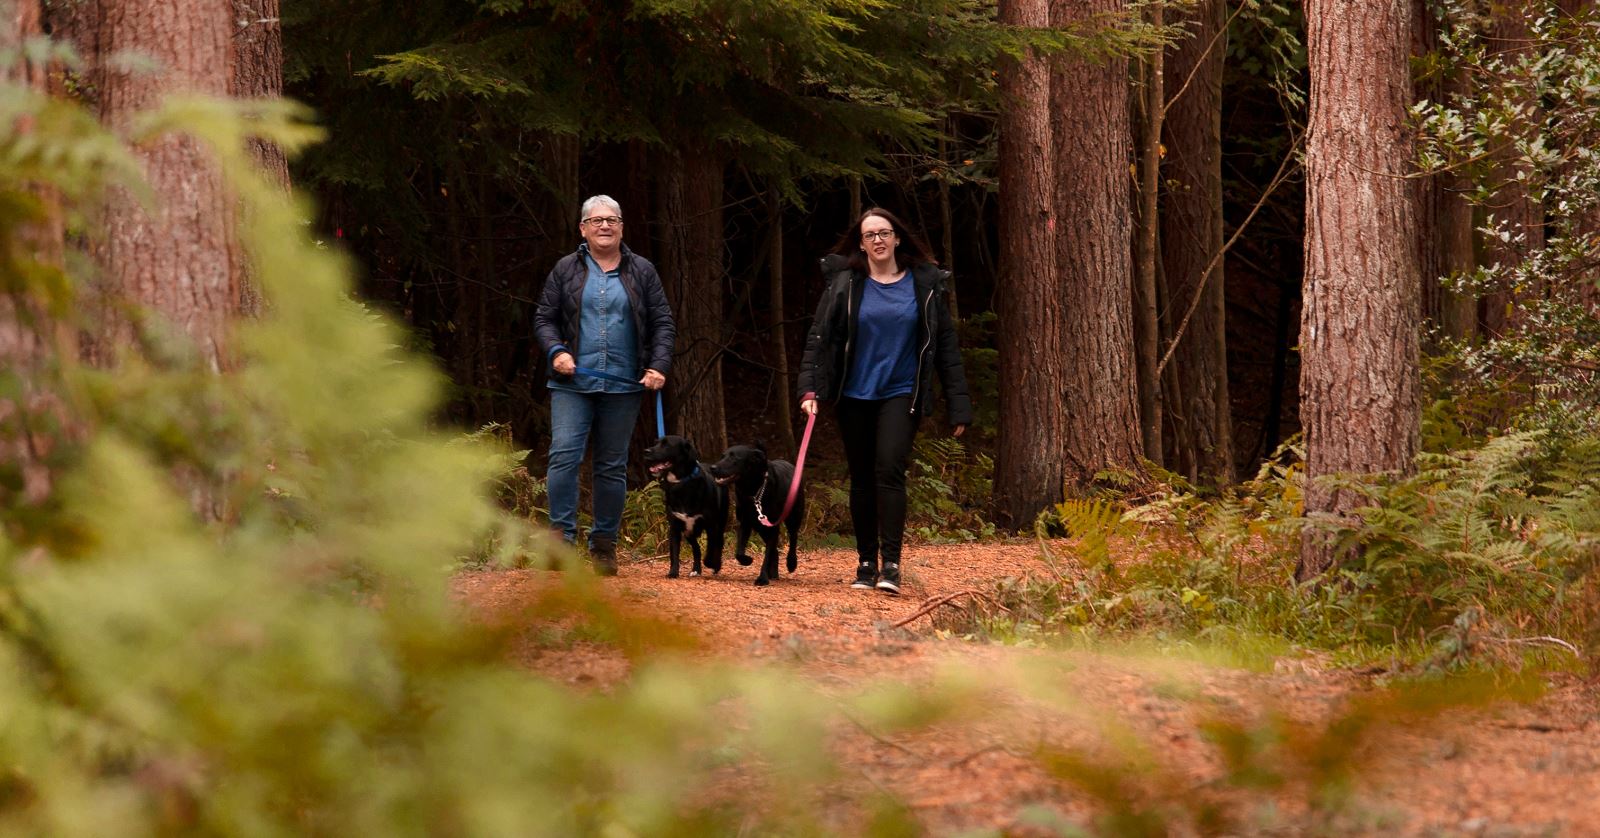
[
  {"x1": 851, "y1": 561, "x2": 877, "y2": 589},
  {"x1": 589, "y1": 536, "x2": 619, "y2": 577},
  {"x1": 875, "y1": 562, "x2": 901, "y2": 595}
]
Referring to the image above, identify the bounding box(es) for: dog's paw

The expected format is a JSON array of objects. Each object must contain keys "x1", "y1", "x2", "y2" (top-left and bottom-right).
[
  {"x1": 689, "y1": 570, "x2": 701, "y2": 577},
  {"x1": 666, "y1": 568, "x2": 680, "y2": 579},
  {"x1": 786, "y1": 555, "x2": 797, "y2": 573},
  {"x1": 705, "y1": 557, "x2": 722, "y2": 574},
  {"x1": 737, "y1": 553, "x2": 754, "y2": 566},
  {"x1": 754, "y1": 575, "x2": 770, "y2": 587}
]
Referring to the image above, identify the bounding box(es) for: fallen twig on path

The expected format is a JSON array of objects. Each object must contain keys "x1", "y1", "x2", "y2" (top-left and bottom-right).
[
  {"x1": 948, "y1": 743, "x2": 1029, "y2": 769},
  {"x1": 840, "y1": 710, "x2": 929, "y2": 762},
  {"x1": 1492, "y1": 720, "x2": 1582, "y2": 733},
  {"x1": 1481, "y1": 635, "x2": 1582, "y2": 657},
  {"x1": 892, "y1": 589, "x2": 1010, "y2": 629}
]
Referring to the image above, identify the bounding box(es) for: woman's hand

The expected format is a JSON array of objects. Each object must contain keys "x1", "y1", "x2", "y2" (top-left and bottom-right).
[
  {"x1": 800, "y1": 398, "x2": 818, "y2": 416},
  {"x1": 552, "y1": 352, "x2": 575, "y2": 376},
  {"x1": 641, "y1": 369, "x2": 666, "y2": 390},
  {"x1": 952, "y1": 424, "x2": 967, "y2": 438}
]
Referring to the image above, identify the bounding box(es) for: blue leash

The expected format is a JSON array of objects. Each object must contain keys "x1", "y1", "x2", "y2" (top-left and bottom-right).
[{"x1": 573, "y1": 366, "x2": 667, "y2": 439}]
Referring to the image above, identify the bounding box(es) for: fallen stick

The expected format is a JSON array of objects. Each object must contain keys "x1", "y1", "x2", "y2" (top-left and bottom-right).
[
  {"x1": 1482, "y1": 635, "x2": 1582, "y2": 657},
  {"x1": 891, "y1": 589, "x2": 1009, "y2": 629}
]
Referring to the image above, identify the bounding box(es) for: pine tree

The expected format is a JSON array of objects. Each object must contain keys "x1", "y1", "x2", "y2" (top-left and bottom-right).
[
  {"x1": 1052, "y1": 0, "x2": 1144, "y2": 491},
  {"x1": 80, "y1": 0, "x2": 238, "y2": 371},
  {"x1": 995, "y1": 0, "x2": 1065, "y2": 525},
  {"x1": 1298, "y1": 0, "x2": 1422, "y2": 581},
  {"x1": 1160, "y1": 0, "x2": 1234, "y2": 484}
]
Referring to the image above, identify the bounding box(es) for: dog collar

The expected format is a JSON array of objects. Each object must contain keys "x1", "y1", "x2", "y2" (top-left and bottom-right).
[{"x1": 663, "y1": 464, "x2": 700, "y2": 485}]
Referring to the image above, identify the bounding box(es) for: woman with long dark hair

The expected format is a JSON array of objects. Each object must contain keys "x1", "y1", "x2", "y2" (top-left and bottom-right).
[{"x1": 797, "y1": 208, "x2": 972, "y2": 594}]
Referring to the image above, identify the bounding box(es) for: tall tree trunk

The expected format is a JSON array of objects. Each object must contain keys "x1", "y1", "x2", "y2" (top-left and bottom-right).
[
  {"x1": 995, "y1": 0, "x2": 1066, "y2": 527},
  {"x1": 82, "y1": 0, "x2": 236, "y2": 372},
  {"x1": 514, "y1": 133, "x2": 578, "y2": 441},
  {"x1": 1133, "y1": 1, "x2": 1164, "y2": 466},
  {"x1": 938, "y1": 123, "x2": 959, "y2": 320},
  {"x1": 655, "y1": 149, "x2": 727, "y2": 454},
  {"x1": 1298, "y1": 0, "x2": 1422, "y2": 582},
  {"x1": 1053, "y1": 0, "x2": 1143, "y2": 491},
  {"x1": 1159, "y1": 0, "x2": 1234, "y2": 484},
  {"x1": 1481, "y1": 1, "x2": 1545, "y2": 338},
  {"x1": 229, "y1": 0, "x2": 286, "y2": 317},
  {"x1": 1414, "y1": 0, "x2": 1477, "y2": 341},
  {"x1": 767, "y1": 188, "x2": 795, "y2": 455},
  {"x1": 1412, "y1": 0, "x2": 1446, "y2": 341},
  {"x1": 1, "y1": 0, "x2": 69, "y2": 506},
  {"x1": 229, "y1": 0, "x2": 286, "y2": 189}
]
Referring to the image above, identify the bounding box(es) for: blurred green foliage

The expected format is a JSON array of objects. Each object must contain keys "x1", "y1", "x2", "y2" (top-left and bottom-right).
[{"x1": 0, "y1": 81, "x2": 975, "y2": 835}]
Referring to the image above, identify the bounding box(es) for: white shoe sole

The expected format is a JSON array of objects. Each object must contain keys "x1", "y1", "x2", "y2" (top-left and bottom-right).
[
  {"x1": 875, "y1": 581, "x2": 900, "y2": 595},
  {"x1": 851, "y1": 581, "x2": 875, "y2": 589}
]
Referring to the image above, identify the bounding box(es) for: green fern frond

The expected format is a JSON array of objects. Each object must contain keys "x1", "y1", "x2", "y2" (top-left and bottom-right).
[{"x1": 1050, "y1": 498, "x2": 1128, "y2": 571}]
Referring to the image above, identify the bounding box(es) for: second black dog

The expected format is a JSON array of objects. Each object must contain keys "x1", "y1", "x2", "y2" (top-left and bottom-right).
[
  {"x1": 642, "y1": 435, "x2": 728, "y2": 578},
  {"x1": 708, "y1": 442, "x2": 805, "y2": 587}
]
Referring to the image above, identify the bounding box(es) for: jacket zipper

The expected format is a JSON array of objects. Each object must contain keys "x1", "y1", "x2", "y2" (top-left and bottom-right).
[
  {"x1": 908, "y1": 284, "x2": 935, "y2": 415},
  {"x1": 836, "y1": 277, "x2": 854, "y2": 404}
]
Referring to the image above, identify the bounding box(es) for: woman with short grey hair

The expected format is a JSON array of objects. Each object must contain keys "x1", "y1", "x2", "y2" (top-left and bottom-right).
[{"x1": 534, "y1": 195, "x2": 677, "y2": 574}]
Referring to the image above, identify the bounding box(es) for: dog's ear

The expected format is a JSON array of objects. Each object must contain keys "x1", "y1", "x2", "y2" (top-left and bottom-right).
[
  {"x1": 753, "y1": 439, "x2": 767, "y2": 454},
  {"x1": 682, "y1": 438, "x2": 698, "y2": 462}
]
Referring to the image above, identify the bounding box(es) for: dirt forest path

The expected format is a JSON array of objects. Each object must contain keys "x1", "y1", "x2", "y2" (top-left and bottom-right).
[{"x1": 455, "y1": 542, "x2": 1600, "y2": 836}]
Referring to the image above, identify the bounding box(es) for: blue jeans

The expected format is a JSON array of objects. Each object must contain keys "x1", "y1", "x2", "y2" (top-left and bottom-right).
[{"x1": 547, "y1": 389, "x2": 643, "y2": 546}]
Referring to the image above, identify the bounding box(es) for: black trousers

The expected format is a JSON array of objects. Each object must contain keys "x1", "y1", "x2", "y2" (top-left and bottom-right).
[{"x1": 835, "y1": 396, "x2": 919, "y2": 566}]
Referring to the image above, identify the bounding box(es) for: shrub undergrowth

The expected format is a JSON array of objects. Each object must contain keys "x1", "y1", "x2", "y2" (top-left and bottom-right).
[{"x1": 964, "y1": 429, "x2": 1600, "y2": 671}]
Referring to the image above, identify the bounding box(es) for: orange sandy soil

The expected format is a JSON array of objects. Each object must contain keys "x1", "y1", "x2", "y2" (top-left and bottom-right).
[{"x1": 452, "y1": 541, "x2": 1600, "y2": 837}]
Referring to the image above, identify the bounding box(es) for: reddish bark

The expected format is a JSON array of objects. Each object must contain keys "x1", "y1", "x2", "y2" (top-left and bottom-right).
[
  {"x1": 0, "y1": 0, "x2": 69, "y2": 506},
  {"x1": 1160, "y1": 0, "x2": 1234, "y2": 484},
  {"x1": 994, "y1": 0, "x2": 1067, "y2": 525},
  {"x1": 1051, "y1": 0, "x2": 1143, "y2": 490},
  {"x1": 1298, "y1": 0, "x2": 1422, "y2": 580},
  {"x1": 656, "y1": 149, "x2": 727, "y2": 454},
  {"x1": 83, "y1": 0, "x2": 237, "y2": 371}
]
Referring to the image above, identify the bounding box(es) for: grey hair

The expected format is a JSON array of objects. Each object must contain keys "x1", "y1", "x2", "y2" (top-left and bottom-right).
[{"x1": 579, "y1": 195, "x2": 622, "y2": 222}]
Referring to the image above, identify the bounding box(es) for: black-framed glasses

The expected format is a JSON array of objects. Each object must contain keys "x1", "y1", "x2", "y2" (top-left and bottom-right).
[
  {"x1": 584, "y1": 216, "x2": 623, "y2": 227},
  {"x1": 861, "y1": 230, "x2": 896, "y2": 242}
]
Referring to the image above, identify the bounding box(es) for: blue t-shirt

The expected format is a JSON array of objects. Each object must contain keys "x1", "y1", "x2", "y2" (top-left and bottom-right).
[
  {"x1": 550, "y1": 249, "x2": 641, "y2": 394},
  {"x1": 843, "y1": 273, "x2": 918, "y2": 400}
]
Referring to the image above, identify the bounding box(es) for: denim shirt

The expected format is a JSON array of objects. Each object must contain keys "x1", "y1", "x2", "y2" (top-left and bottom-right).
[{"x1": 549, "y1": 246, "x2": 642, "y2": 394}]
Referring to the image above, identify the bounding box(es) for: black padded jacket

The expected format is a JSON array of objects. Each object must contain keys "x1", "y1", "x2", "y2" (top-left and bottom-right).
[
  {"x1": 796, "y1": 254, "x2": 973, "y2": 426},
  {"x1": 533, "y1": 243, "x2": 676, "y2": 379}
]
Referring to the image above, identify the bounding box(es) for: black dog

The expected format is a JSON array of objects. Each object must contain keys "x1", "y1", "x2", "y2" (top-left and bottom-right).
[
  {"x1": 642, "y1": 435, "x2": 728, "y2": 579},
  {"x1": 708, "y1": 442, "x2": 805, "y2": 587}
]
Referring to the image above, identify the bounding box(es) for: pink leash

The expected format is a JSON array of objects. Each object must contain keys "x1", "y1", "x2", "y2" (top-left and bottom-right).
[{"x1": 758, "y1": 410, "x2": 816, "y2": 527}]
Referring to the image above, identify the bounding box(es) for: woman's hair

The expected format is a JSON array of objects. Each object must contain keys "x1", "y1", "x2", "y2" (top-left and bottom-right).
[
  {"x1": 828, "y1": 207, "x2": 937, "y2": 273},
  {"x1": 579, "y1": 194, "x2": 622, "y2": 223}
]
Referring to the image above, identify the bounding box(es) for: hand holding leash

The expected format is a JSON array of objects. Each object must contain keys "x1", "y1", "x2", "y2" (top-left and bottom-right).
[{"x1": 572, "y1": 365, "x2": 668, "y2": 439}]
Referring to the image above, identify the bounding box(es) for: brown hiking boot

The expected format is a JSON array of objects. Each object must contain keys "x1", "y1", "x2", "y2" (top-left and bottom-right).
[{"x1": 589, "y1": 535, "x2": 619, "y2": 577}]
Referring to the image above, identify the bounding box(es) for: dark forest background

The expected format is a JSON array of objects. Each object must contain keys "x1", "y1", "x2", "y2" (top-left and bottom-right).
[{"x1": 282, "y1": 1, "x2": 1306, "y2": 477}]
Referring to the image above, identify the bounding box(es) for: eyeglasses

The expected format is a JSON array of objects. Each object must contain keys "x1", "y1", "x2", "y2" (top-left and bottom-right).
[
  {"x1": 861, "y1": 230, "x2": 896, "y2": 242},
  {"x1": 583, "y1": 216, "x2": 623, "y2": 227}
]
